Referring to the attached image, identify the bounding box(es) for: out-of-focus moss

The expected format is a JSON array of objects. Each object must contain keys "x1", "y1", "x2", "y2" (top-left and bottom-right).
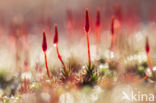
[
  {"x1": 3, "y1": 96, "x2": 9, "y2": 103},
  {"x1": 29, "y1": 82, "x2": 41, "y2": 91},
  {"x1": 82, "y1": 86, "x2": 92, "y2": 94},
  {"x1": 98, "y1": 58, "x2": 105, "y2": 64},
  {"x1": 141, "y1": 61, "x2": 148, "y2": 68},
  {"x1": 101, "y1": 68, "x2": 108, "y2": 76},
  {"x1": 82, "y1": 64, "x2": 98, "y2": 86},
  {"x1": 137, "y1": 66, "x2": 145, "y2": 77},
  {"x1": 0, "y1": 70, "x2": 8, "y2": 82}
]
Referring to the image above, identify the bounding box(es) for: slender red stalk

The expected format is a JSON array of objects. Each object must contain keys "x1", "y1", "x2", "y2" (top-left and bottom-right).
[
  {"x1": 86, "y1": 32, "x2": 91, "y2": 63},
  {"x1": 44, "y1": 52, "x2": 50, "y2": 77},
  {"x1": 56, "y1": 44, "x2": 66, "y2": 69},
  {"x1": 85, "y1": 8, "x2": 91, "y2": 64},
  {"x1": 54, "y1": 24, "x2": 66, "y2": 69},
  {"x1": 110, "y1": 16, "x2": 115, "y2": 50},
  {"x1": 42, "y1": 31, "x2": 50, "y2": 78},
  {"x1": 95, "y1": 8, "x2": 100, "y2": 45},
  {"x1": 95, "y1": 8, "x2": 101, "y2": 57},
  {"x1": 145, "y1": 37, "x2": 153, "y2": 72},
  {"x1": 141, "y1": 37, "x2": 153, "y2": 81}
]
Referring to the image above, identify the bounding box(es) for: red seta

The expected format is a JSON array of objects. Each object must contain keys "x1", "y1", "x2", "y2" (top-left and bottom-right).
[
  {"x1": 111, "y1": 16, "x2": 115, "y2": 36},
  {"x1": 110, "y1": 16, "x2": 116, "y2": 50},
  {"x1": 95, "y1": 8, "x2": 100, "y2": 44},
  {"x1": 85, "y1": 8, "x2": 91, "y2": 64},
  {"x1": 53, "y1": 24, "x2": 66, "y2": 69},
  {"x1": 42, "y1": 31, "x2": 50, "y2": 78},
  {"x1": 96, "y1": 8, "x2": 100, "y2": 27}
]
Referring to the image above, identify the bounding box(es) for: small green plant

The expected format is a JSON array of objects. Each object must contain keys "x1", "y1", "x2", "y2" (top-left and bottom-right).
[
  {"x1": 137, "y1": 66, "x2": 145, "y2": 77},
  {"x1": 141, "y1": 61, "x2": 148, "y2": 68},
  {"x1": 82, "y1": 63, "x2": 98, "y2": 86}
]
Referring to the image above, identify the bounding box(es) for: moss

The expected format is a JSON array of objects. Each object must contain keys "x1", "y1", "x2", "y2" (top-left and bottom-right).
[
  {"x1": 29, "y1": 82, "x2": 41, "y2": 91},
  {"x1": 67, "y1": 57, "x2": 81, "y2": 73},
  {"x1": 62, "y1": 68, "x2": 70, "y2": 80},
  {"x1": 141, "y1": 61, "x2": 148, "y2": 68},
  {"x1": 82, "y1": 63, "x2": 98, "y2": 86},
  {"x1": 137, "y1": 66, "x2": 145, "y2": 77},
  {"x1": 98, "y1": 58, "x2": 105, "y2": 64},
  {"x1": 0, "y1": 70, "x2": 8, "y2": 82},
  {"x1": 100, "y1": 67, "x2": 108, "y2": 76},
  {"x1": 3, "y1": 96, "x2": 9, "y2": 103},
  {"x1": 109, "y1": 61, "x2": 118, "y2": 70}
]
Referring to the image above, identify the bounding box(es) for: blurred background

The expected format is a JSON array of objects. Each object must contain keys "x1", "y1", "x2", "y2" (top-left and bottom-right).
[
  {"x1": 0, "y1": 0, "x2": 155, "y2": 75},
  {"x1": 0, "y1": 0, "x2": 156, "y2": 31}
]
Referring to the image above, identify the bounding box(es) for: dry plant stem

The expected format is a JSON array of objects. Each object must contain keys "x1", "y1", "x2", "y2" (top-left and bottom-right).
[
  {"x1": 86, "y1": 32, "x2": 91, "y2": 64},
  {"x1": 55, "y1": 44, "x2": 66, "y2": 70},
  {"x1": 44, "y1": 51, "x2": 50, "y2": 78}
]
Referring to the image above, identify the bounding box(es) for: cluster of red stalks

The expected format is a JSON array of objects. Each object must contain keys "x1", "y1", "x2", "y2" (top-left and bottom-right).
[
  {"x1": 41, "y1": 8, "x2": 153, "y2": 81},
  {"x1": 42, "y1": 25, "x2": 67, "y2": 78}
]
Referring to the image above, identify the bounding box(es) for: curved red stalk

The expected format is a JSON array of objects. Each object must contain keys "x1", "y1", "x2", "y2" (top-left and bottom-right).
[
  {"x1": 145, "y1": 37, "x2": 153, "y2": 72},
  {"x1": 42, "y1": 31, "x2": 50, "y2": 78},
  {"x1": 56, "y1": 44, "x2": 66, "y2": 69},
  {"x1": 54, "y1": 24, "x2": 66, "y2": 69},
  {"x1": 85, "y1": 8, "x2": 91, "y2": 64},
  {"x1": 44, "y1": 52, "x2": 50, "y2": 77}
]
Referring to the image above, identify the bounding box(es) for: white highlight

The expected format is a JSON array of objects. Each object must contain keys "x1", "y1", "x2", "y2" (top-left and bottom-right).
[{"x1": 59, "y1": 92, "x2": 74, "y2": 103}]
